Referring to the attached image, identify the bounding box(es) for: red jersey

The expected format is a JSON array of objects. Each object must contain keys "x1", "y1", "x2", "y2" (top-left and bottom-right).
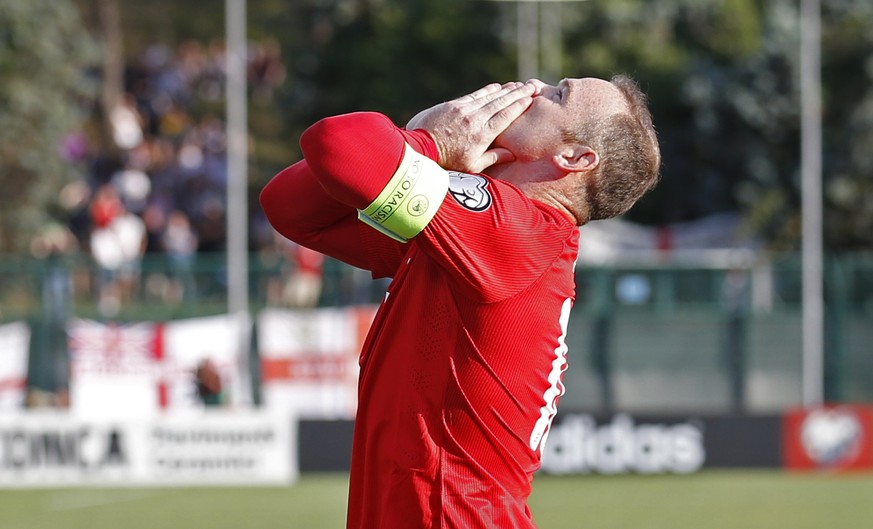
[{"x1": 261, "y1": 112, "x2": 579, "y2": 529}]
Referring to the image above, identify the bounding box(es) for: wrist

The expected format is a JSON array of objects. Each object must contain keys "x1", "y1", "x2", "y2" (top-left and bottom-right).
[{"x1": 404, "y1": 127, "x2": 444, "y2": 167}]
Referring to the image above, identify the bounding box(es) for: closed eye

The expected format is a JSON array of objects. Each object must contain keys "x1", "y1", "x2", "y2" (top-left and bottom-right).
[{"x1": 557, "y1": 79, "x2": 569, "y2": 103}]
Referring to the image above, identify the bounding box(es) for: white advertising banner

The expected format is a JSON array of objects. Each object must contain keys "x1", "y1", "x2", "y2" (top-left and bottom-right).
[
  {"x1": 258, "y1": 307, "x2": 376, "y2": 419},
  {"x1": 0, "y1": 411, "x2": 295, "y2": 487},
  {"x1": 0, "y1": 322, "x2": 31, "y2": 412},
  {"x1": 68, "y1": 315, "x2": 247, "y2": 417}
]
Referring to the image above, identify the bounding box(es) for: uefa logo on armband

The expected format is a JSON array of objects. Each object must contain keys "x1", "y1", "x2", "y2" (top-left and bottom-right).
[{"x1": 407, "y1": 195, "x2": 429, "y2": 217}]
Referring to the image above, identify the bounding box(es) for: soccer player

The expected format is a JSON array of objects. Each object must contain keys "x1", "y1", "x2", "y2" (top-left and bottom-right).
[{"x1": 260, "y1": 76, "x2": 660, "y2": 529}]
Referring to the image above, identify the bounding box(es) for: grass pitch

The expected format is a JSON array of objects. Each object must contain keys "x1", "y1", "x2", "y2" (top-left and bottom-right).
[{"x1": 2, "y1": 470, "x2": 871, "y2": 529}]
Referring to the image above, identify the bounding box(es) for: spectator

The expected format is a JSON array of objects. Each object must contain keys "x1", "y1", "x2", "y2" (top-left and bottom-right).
[
  {"x1": 89, "y1": 186, "x2": 147, "y2": 316},
  {"x1": 109, "y1": 93, "x2": 145, "y2": 150},
  {"x1": 194, "y1": 358, "x2": 225, "y2": 407},
  {"x1": 73, "y1": 36, "x2": 289, "y2": 306},
  {"x1": 283, "y1": 243, "x2": 325, "y2": 308},
  {"x1": 161, "y1": 209, "x2": 199, "y2": 303}
]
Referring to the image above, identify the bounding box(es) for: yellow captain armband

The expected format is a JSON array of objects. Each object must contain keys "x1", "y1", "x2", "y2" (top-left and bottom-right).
[{"x1": 357, "y1": 143, "x2": 449, "y2": 243}]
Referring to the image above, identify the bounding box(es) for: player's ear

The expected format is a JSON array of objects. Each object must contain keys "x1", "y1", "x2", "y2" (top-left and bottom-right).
[{"x1": 553, "y1": 144, "x2": 598, "y2": 174}]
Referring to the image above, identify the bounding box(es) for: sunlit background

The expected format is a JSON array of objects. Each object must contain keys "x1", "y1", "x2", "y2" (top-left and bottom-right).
[{"x1": 1, "y1": 1, "x2": 872, "y2": 527}]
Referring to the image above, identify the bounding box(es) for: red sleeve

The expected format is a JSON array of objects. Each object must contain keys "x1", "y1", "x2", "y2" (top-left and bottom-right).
[
  {"x1": 259, "y1": 160, "x2": 373, "y2": 269},
  {"x1": 260, "y1": 112, "x2": 436, "y2": 277},
  {"x1": 300, "y1": 112, "x2": 440, "y2": 208}
]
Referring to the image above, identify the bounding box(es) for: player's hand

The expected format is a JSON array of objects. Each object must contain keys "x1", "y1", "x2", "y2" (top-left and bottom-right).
[{"x1": 406, "y1": 82, "x2": 535, "y2": 174}]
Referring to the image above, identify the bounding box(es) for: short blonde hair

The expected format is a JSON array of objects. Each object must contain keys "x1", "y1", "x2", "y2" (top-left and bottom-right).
[{"x1": 565, "y1": 75, "x2": 661, "y2": 222}]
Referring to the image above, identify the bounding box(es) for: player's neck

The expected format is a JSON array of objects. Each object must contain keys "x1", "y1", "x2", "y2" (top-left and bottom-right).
[
  {"x1": 521, "y1": 180, "x2": 583, "y2": 225},
  {"x1": 485, "y1": 158, "x2": 551, "y2": 185},
  {"x1": 487, "y1": 161, "x2": 583, "y2": 225}
]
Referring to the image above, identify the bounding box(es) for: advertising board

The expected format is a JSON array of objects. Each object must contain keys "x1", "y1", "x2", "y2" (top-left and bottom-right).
[
  {"x1": 0, "y1": 412, "x2": 295, "y2": 487},
  {"x1": 783, "y1": 405, "x2": 873, "y2": 471},
  {"x1": 296, "y1": 413, "x2": 785, "y2": 474}
]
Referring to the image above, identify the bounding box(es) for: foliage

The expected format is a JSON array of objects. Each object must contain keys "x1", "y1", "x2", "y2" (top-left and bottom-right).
[
  {"x1": 97, "y1": 0, "x2": 514, "y2": 190},
  {"x1": 263, "y1": 0, "x2": 515, "y2": 179},
  {"x1": 561, "y1": 0, "x2": 873, "y2": 250},
  {"x1": 295, "y1": 0, "x2": 513, "y2": 123},
  {"x1": 12, "y1": 0, "x2": 873, "y2": 251},
  {"x1": 0, "y1": 0, "x2": 99, "y2": 253}
]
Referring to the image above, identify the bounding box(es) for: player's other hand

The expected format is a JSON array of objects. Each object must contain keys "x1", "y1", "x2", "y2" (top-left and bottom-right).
[{"x1": 406, "y1": 82, "x2": 534, "y2": 174}]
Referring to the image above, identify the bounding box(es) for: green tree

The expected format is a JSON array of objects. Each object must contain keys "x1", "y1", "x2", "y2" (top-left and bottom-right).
[
  {"x1": 67, "y1": 0, "x2": 873, "y2": 251},
  {"x1": 0, "y1": 0, "x2": 99, "y2": 252},
  {"x1": 297, "y1": 0, "x2": 513, "y2": 123},
  {"x1": 562, "y1": 0, "x2": 873, "y2": 251}
]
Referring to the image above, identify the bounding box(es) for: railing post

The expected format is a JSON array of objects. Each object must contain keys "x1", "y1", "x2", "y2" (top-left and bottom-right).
[{"x1": 824, "y1": 255, "x2": 848, "y2": 402}]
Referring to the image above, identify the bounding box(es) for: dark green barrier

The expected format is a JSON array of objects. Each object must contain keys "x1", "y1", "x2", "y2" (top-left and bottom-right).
[{"x1": 6, "y1": 251, "x2": 873, "y2": 408}]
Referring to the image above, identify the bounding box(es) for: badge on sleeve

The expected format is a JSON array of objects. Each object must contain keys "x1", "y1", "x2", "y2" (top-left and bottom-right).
[
  {"x1": 358, "y1": 143, "x2": 449, "y2": 242},
  {"x1": 448, "y1": 172, "x2": 492, "y2": 212}
]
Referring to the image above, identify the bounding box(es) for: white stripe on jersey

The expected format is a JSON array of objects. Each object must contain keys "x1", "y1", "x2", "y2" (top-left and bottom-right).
[{"x1": 529, "y1": 297, "x2": 572, "y2": 454}]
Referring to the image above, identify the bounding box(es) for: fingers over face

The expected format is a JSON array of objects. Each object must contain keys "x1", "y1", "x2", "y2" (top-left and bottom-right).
[
  {"x1": 477, "y1": 82, "x2": 533, "y2": 109},
  {"x1": 457, "y1": 81, "x2": 533, "y2": 107},
  {"x1": 454, "y1": 83, "x2": 503, "y2": 104},
  {"x1": 482, "y1": 91, "x2": 534, "y2": 134}
]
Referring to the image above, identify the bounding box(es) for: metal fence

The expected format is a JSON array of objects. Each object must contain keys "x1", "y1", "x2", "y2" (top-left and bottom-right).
[
  {"x1": 566, "y1": 252, "x2": 873, "y2": 412},
  {"x1": 5, "y1": 251, "x2": 872, "y2": 411}
]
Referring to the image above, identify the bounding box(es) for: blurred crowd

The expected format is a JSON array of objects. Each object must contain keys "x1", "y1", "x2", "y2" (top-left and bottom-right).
[{"x1": 41, "y1": 38, "x2": 328, "y2": 314}]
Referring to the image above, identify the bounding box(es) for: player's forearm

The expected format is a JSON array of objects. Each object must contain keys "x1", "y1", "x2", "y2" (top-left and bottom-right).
[
  {"x1": 299, "y1": 111, "x2": 439, "y2": 208},
  {"x1": 259, "y1": 159, "x2": 354, "y2": 246}
]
